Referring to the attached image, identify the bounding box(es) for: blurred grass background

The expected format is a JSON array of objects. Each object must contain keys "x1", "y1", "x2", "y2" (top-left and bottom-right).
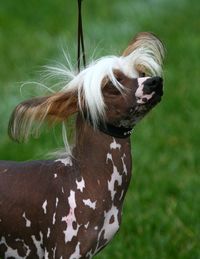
[{"x1": 0, "y1": 0, "x2": 199, "y2": 258}]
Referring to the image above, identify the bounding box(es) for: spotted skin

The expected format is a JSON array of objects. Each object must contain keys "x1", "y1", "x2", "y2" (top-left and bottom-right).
[
  {"x1": 0, "y1": 74, "x2": 163, "y2": 258},
  {"x1": 0, "y1": 118, "x2": 132, "y2": 259}
]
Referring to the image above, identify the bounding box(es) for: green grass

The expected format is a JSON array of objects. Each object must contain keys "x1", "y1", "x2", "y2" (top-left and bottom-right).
[{"x1": 0, "y1": 0, "x2": 199, "y2": 258}]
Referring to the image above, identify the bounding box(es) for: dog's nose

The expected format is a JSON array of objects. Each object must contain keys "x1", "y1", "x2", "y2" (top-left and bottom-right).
[{"x1": 143, "y1": 76, "x2": 163, "y2": 95}]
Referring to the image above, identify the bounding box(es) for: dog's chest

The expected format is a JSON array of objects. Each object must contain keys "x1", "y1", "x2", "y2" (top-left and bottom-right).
[{"x1": 77, "y1": 140, "x2": 131, "y2": 256}]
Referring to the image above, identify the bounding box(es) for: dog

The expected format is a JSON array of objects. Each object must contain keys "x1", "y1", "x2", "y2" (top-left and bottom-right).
[{"x1": 0, "y1": 32, "x2": 164, "y2": 259}]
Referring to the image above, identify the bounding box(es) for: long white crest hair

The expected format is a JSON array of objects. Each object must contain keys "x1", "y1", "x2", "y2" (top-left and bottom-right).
[
  {"x1": 65, "y1": 32, "x2": 164, "y2": 125},
  {"x1": 8, "y1": 32, "x2": 165, "y2": 155}
]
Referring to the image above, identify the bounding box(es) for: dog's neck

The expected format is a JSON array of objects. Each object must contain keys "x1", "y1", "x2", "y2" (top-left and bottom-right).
[
  {"x1": 75, "y1": 114, "x2": 131, "y2": 157},
  {"x1": 74, "y1": 114, "x2": 132, "y2": 197}
]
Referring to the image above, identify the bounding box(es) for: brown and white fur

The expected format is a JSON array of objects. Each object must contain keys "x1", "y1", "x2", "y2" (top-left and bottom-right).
[{"x1": 0, "y1": 32, "x2": 164, "y2": 259}]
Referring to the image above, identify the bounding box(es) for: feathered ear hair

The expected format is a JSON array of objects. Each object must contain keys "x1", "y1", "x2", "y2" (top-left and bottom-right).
[
  {"x1": 8, "y1": 91, "x2": 78, "y2": 142},
  {"x1": 122, "y1": 32, "x2": 165, "y2": 77}
]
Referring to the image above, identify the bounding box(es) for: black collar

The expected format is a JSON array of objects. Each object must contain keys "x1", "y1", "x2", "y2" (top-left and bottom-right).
[
  {"x1": 83, "y1": 113, "x2": 133, "y2": 139},
  {"x1": 97, "y1": 122, "x2": 133, "y2": 139}
]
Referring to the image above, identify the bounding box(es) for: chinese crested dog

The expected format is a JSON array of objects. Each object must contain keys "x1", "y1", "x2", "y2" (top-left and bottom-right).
[{"x1": 0, "y1": 32, "x2": 164, "y2": 259}]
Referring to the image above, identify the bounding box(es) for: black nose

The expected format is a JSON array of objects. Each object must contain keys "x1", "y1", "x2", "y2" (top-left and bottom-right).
[{"x1": 143, "y1": 76, "x2": 163, "y2": 95}]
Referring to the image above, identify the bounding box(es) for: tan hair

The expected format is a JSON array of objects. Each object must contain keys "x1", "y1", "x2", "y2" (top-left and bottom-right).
[{"x1": 8, "y1": 91, "x2": 78, "y2": 142}]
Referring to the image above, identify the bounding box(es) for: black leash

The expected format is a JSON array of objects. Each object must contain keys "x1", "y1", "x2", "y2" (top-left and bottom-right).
[{"x1": 77, "y1": 0, "x2": 86, "y2": 72}]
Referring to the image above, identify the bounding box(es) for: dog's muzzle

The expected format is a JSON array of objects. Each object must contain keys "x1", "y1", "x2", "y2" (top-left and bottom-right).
[{"x1": 136, "y1": 76, "x2": 163, "y2": 104}]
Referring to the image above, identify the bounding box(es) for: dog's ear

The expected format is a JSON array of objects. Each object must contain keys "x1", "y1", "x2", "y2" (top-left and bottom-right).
[
  {"x1": 8, "y1": 91, "x2": 78, "y2": 142},
  {"x1": 123, "y1": 32, "x2": 165, "y2": 57},
  {"x1": 122, "y1": 32, "x2": 165, "y2": 77}
]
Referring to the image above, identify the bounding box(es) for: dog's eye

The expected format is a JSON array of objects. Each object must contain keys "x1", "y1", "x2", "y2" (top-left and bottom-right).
[
  {"x1": 104, "y1": 80, "x2": 122, "y2": 95},
  {"x1": 116, "y1": 77, "x2": 123, "y2": 84},
  {"x1": 139, "y1": 72, "x2": 146, "y2": 77}
]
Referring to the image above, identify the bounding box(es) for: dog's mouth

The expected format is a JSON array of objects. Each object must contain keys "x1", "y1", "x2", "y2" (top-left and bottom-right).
[{"x1": 146, "y1": 89, "x2": 163, "y2": 107}]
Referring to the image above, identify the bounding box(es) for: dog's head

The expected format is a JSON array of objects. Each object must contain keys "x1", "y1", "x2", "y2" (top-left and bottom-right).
[
  {"x1": 102, "y1": 73, "x2": 163, "y2": 129},
  {"x1": 8, "y1": 32, "x2": 165, "y2": 141},
  {"x1": 100, "y1": 32, "x2": 164, "y2": 130}
]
